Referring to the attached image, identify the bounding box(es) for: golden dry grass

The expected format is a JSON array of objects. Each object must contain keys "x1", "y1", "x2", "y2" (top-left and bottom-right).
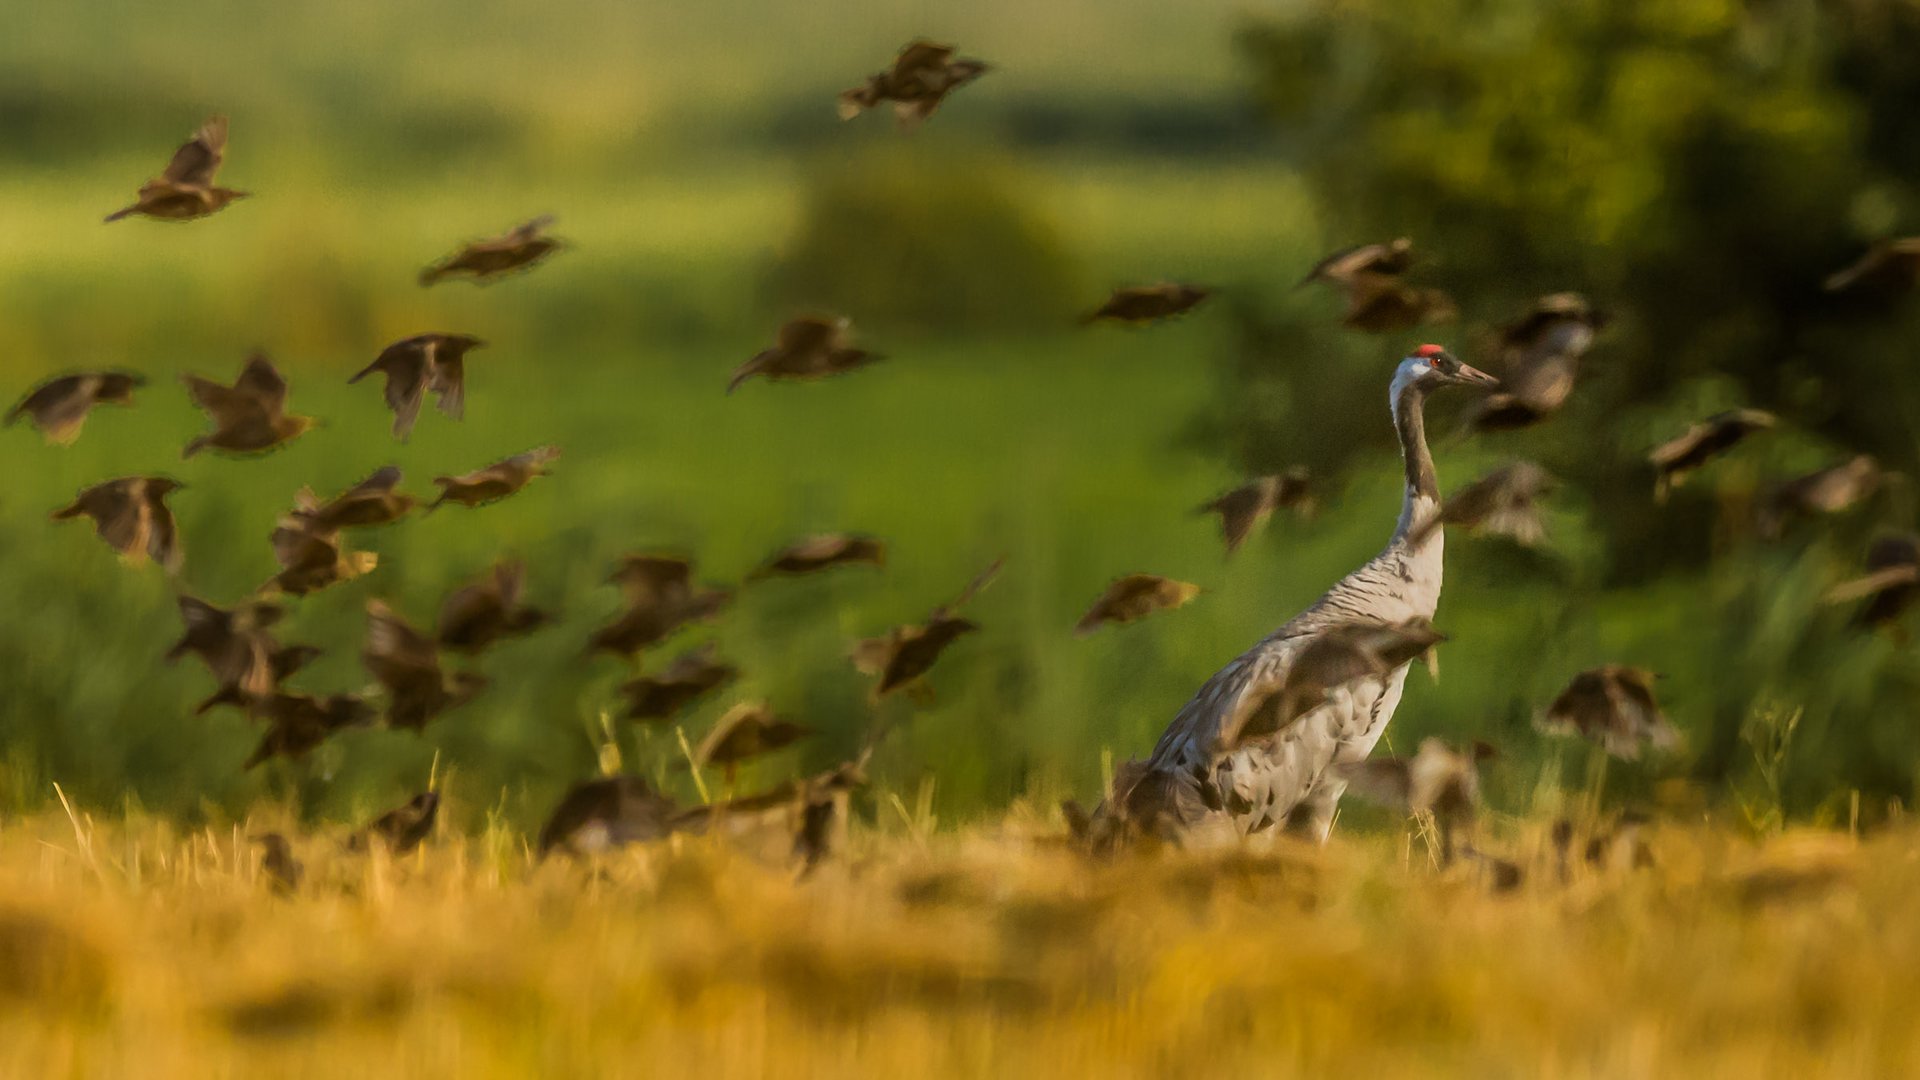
[{"x1": 0, "y1": 801, "x2": 1913, "y2": 1078}]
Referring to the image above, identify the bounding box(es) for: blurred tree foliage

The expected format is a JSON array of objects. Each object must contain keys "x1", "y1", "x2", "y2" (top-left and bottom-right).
[
  {"x1": 1222, "y1": 0, "x2": 1920, "y2": 813},
  {"x1": 766, "y1": 145, "x2": 1084, "y2": 335}
]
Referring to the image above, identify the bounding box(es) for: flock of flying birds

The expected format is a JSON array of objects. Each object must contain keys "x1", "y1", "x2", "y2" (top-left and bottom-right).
[{"x1": 10, "y1": 38, "x2": 1920, "y2": 878}]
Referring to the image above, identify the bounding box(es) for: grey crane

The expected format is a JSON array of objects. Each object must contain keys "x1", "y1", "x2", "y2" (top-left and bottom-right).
[{"x1": 1093, "y1": 345, "x2": 1496, "y2": 846}]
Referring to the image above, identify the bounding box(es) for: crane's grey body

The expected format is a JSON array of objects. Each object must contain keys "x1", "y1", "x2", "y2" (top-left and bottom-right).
[{"x1": 1114, "y1": 352, "x2": 1490, "y2": 843}]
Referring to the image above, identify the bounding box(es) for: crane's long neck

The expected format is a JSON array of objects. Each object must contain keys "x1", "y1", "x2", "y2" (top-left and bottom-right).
[{"x1": 1390, "y1": 372, "x2": 1439, "y2": 541}]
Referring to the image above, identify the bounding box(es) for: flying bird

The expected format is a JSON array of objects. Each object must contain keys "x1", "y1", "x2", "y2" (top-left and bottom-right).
[
  {"x1": 293, "y1": 466, "x2": 415, "y2": 532},
  {"x1": 1342, "y1": 275, "x2": 1458, "y2": 333},
  {"x1": 1468, "y1": 293, "x2": 1608, "y2": 432},
  {"x1": 349, "y1": 792, "x2": 440, "y2": 854},
  {"x1": 839, "y1": 40, "x2": 988, "y2": 127},
  {"x1": 749, "y1": 533, "x2": 886, "y2": 578},
  {"x1": 419, "y1": 216, "x2": 564, "y2": 286},
  {"x1": 1408, "y1": 461, "x2": 1556, "y2": 547},
  {"x1": 264, "y1": 502, "x2": 379, "y2": 596},
  {"x1": 349, "y1": 333, "x2": 486, "y2": 440},
  {"x1": 1198, "y1": 469, "x2": 1313, "y2": 556},
  {"x1": 1074, "y1": 574, "x2": 1203, "y2": 636},
  {"x1": 851, "y1": 556, "x2": 1002, "y2": 699},
  {"x1": 1297, "y1": 238, "x2": 1416, "y2": 289},
  {"x1": 1823, "y1": 237, "x2": 1920, "y2": 295},
  {"x1": 1537, "y1": 666, "x2": 1679, "y2": 760},
  {"x1": 428, "y1": 446, "x2": 560, "y2": 510},
  {"x1": 587, "y1": 554, "x2": 731, "y2": 659},
  {"x1": 1758, "y1": 455, "x2": 1883, "y2": 538},
  {"x1": 181, "y1": 352, "x2": 314, "y2": 457},
  {"x1": 537, "y1": 775, "x2": 680, "y2": 857},
  {"x1": 1648, "y1": 409, "x2": 1777, "y2": 500},
  {"x1": 104, "y1": 116, "x2": 248, "y2": 223},
  {"x1": 1331, "y1": 737, "x2": 1494, "y2": 864},
  {"x1": 362, "y1": 600, "x2": 487, "y2": 732},
  {"x1": 166, "y1": 595, "x2": 320, "y2": 715},
  {"x1": 619, "y1": 644, "x2": 739, "y2": 722},
  {"x1": 1087, "y1": 345, "x2": 1497, "y2": 846},
  {"x1": 694, "y1": 702, "x2": 814, "y2": 780},
  {"x1": 1082, "y1": 283, "x2": 1212, "y2": 326},
  {"x1": 51, "y1": 476, "x2": 184, "y2": 571},
  {"x1": 728, "y1": 316, "x2": 881, "y2": 393},
  {"x1": 192, "y1": 642, "x2": 323, "y2": 716},
  {"x1": 436, "y1": 560, "x2": 552, "y2": 654},
  {"x1": 1824, "y1": 534, "x2": 1920, "y2": 629},
  {"x1": 5, "y1": 372, "x2": 145, "y2": 444},
  {"x1": 243, "y1": 692, "x2": 377, "y2": 770}
]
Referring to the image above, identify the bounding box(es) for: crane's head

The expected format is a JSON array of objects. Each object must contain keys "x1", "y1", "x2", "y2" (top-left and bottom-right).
[{"x1": 1397, "y1": 344, "x2": 1498, "y2": 392}]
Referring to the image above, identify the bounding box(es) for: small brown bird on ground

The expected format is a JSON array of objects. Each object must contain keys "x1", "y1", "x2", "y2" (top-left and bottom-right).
[
  {"x1": 104, "y1": 116, "x2": 247, "y2": 223},
  {"x1": 1409, "y1": 461, "x2": 1557, "y2": 547},
  {"x1": 1074, "y1": 574, "x2": 1202, "y2": 636},
  {"x1": 182, "y1": 352, "x2": 314, "y2": 457},
  {"x1": 51, "y1": 476, "x2": 184, "y2": 571},
  {"x1": 243, "y1": 692, "x2": 377, "y2": 769},
  {"x1": 728, "y1": 316, "x2": 881, "y2": 393},
  {"x1": 419, "y1": 216, "x2": 564, "y2": 286},
  {"x1": 1648, "y1": 409, "x2": 1777, "y2": 501},
  {"x1": 1468, "y1": 293, "x2": 1608, "y2": 432},
  {"x1": 193, "y1": 642, "x2": 323, "y2": 716},
  {"x1": 1220, "y1": 619, "x2": 1446, "y2": 752},
  {"x1": 264, "y1": 502, "x2": 379, "y2": 596},
  {"x1": 1198, "y1": 469, "x2": 1314, "y2": 557},
  {"x1": 1082, "y1": 283, "x2": 1212, "y2": 326},
  {"x1": 349, "y1": 792, "x2": 440, "y2": 854},
  {"x1": 749, "y1": 533, "x2": 886, "y2": 578},
  {"x1": 1823, "y1": 237, "x2": 1920, "y2": 294},
  {"x1": 436, "y1": 560, "x2": 551, "y2": 654},
  {"x1": 537, "y1": 775, "x2": 680, "y2": 857},
  {"x1": 588, "y1": 554, "x2": 731, "y2": 659},
  {"x1": 5, "y1": 372, "x2": 145, "y2": 444},
  {"x1": 166, "y1": 595, "x2": 285, "y2": 708},
  {"x1": 852, "y1": 556, "x2": 1003, "y2": 699},
  {"x1": 694, "y1": 702, "x2": 814, "y2": 780},
  {"x1": 1333, "y1": 738, "x2": 1495, "y2": 865},
  {"x1": 1758, "y1": 455, "x2": 1884, "y2": 538},
  {"x1": 294, "y1": 466, "x2": 415, "y2": 532},
  {"x1": 252, "y1": 833, "x2": 302, "y2": 895},
  {"x1": 349, "y1": 334, "x2": 486, "y2": 440},
  {"x1": 1297, "y1": 238, "x2": 1416, "y2": 289},
  {"x1": 1824, "y1": 534, "x2": 1920, "y2": 628},
  {"x1": 619, "y1": 644, "x2": 739, "y2": 722},
  {"x1": 1537, "y1": 666, "x2": 1678, "y2": 760},
  {"x1": 1343, "y1": 274, "x2": 1458, "y2": 333},
  {"x1": 839, "y1": 40, "x2": 988, "y2": 127},
  {"x1": 428, "y1": 446, "x2": 560, "y2": 510},
  {"x1": 362, "y1": 600, "x2": 487, "y2": 732}
]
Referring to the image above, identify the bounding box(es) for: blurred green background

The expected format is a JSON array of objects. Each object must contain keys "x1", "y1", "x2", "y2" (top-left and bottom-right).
[{"x1": 5, "y1": 0, "x2": 1920, "y2": 830}]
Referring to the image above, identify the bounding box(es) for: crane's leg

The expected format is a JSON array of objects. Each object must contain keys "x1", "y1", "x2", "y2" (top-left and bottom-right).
[{"x1": 1282, "y1": 778, "x2": 1344, "y2": 843}]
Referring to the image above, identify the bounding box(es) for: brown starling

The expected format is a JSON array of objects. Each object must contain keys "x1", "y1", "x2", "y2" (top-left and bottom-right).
[
  {"x1": 1197, "y1": 469, "x2": 1313, "y2": 556},
  {"x1": 252, "y1": 832, "x2": 303, "y2": 895},
  {"x1": 428, "y1": 446, "x2": 560, "y2": 510},
  {"x1": 193, "y1": 642, "x2": 323, "y2": 716},
  {"x1": 1468, "y1": 293, "x2": 1608, "y2": 433},
  {"x1": 1758, "y1": 455, "x2": 1883, "y2": 538},
  {"x1": 838, "y1": 40, "x2": 989, "y2": 127},
  {"x1": 749, "y1": 533, "x2": 886, "y2": 578},
  {"x1": 1823, "y1": 237, "x2": 1920, "y2": 294},
  {"x1": 166, "y1": 594, "x2": 284, "y2": 708},
  {"x1": 1824, "y1": 534, "x2": 1920, "y2": 628},
  {"x1": 294, "y1": 466, "x2": 415, "y2": 532},
  {"x1": 264, "y1": 502, "x2": 379, "y2": 596},
  {"x1": 1648, "y1": 409, "x2": 1777, "y2": 500},
  {"x1": 537, "y1": 775, "x2": 679, "y2": 857},
  {"x1": 1408, "y1": 461, "x2": 1557, "y2": 547},
  {"x1": 1220, "y1": 619, "x2": 1447, "y2": 752},
  {"x1": 618, "y1": 643, "x2": 739, "y2": 722},
  {"x1": 5, "y1": 372, "x2": 145, "y2": 444},
  {"x1": 1537, "y1": 666, "x2": 1679, "y2": 760},
  {"x1": 1332, "y1": 738, "x2": 1495, "y2": 864},
  {"x1": 1342, "y1": 273, "x2": 1458, "y2": 333},
  {"x1": 104, "y1": 116, "x2": 248, "y2": 223},
  {"x1": 1297, "y1": 238, "x2": 1416, "y2": 288},
  {"x1": 1074, "y1": 574, "x2": 1202, "y2": 636},
  {"x1": 851, "y1": 556, "x2": 1003, "y2": 699},
  {"x1": 349, "y1": 792, "x2": 440, "y2": 854},
  {"x1": 694, "y1": 702, "x2": 814, "y2": 777},
  {"x1": 348, "y1": 334, "x2": 486, "y2": 440},
  {"x1": 587, "y1": 554, "x2": 731, "y2": 659},
  {"x1": 182, "y1": 352, "x2": 314, "y2": 457},
  {"x1": 243, "y1": 692, "x2": 377, "y2": 769},
  {"x1": 728, "y1": 316, "x2": 881, "y2": 393},
  {"x1": 362, "y1": 600, "x2": 487, "y2": 732},
  {"x1": 1082, "y1": 283, "x2": 1212, "y2": 326},
  {"x1": 51, "y1": 476, "x2": 184, "y2": 571},
  {"x1": 436, "y1": 560, "x2": 552, "y2": 654},
  {"x1": 419, "y1": 215, "x2": 564, "y2": 286}
]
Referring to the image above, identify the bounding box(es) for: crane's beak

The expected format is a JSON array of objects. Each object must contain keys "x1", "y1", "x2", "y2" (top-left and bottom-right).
[{"x1": 1454, "y1": 363, "x2": 1500, "y2": 389}]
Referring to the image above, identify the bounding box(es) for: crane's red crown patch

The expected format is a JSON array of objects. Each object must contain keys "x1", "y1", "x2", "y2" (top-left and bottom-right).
[{"x1": 1415, "y1": 343, "x2": 1447, "y2": 358}]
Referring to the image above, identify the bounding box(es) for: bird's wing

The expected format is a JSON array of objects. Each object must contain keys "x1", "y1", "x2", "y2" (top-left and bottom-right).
[
  {"x1": 777, "y1": 316, "x2": 845, "y2": 353},
  {"x1": 162, "y1": 115, "x2": 227, "y2": 187},
  {"x1": 234, "y1": 353, "x2": 290, "y2": 414},
  {"x1": 365, "y1": 601, "x2": 438, "y2": 670},
  {"x1": 428, "y1": 348, "x2": 467, "y2": 420},
  {"x1": 182, "y1": 373, "x2": 263, "y2": 425},
  {"x1": 346, "y1": 465, "x2": 403, "y2": 498},
  {"x1": 363, "y1": 344, "x2": 429, "y2": 437},
  {"x1": 509, "y1": 215, "x2": 555, "y2": 242}
]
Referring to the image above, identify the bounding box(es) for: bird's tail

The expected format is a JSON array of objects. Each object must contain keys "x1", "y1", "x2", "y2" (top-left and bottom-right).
[
  {"x1": 103, "y1": 205, "x2": 139, "y2": 223},
  {"x1": 182, "y1": 436, "x2": 209, "y2": 459},
  {"x1": 417, "y1": 264, "x2": 448, "y2": 287}
]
